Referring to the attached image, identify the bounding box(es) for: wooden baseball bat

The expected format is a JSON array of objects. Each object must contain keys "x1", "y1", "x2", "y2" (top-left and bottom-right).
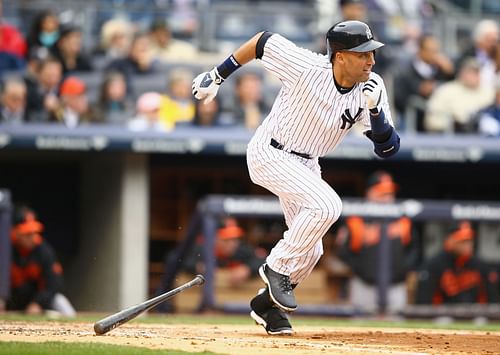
[{"x1": 94, "y1": 274, "x2": 205, "y2": 335}]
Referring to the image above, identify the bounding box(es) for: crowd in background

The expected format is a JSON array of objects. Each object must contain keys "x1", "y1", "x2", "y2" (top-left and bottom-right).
[{"x1": 0, "y1": 0, "x2": 499, "y2": 135}]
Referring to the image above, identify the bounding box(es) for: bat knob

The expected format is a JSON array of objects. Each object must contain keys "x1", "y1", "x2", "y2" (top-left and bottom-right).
[{"x1": 195, "y1": 274, "x2": 205, "y2": 285}]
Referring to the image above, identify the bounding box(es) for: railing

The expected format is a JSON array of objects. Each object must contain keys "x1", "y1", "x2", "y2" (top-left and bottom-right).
[{"x1": 161, "y1": 194, "x2": 500, "y2": 314}]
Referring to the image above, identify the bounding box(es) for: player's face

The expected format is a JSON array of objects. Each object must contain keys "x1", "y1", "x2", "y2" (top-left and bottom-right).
[{"x1": 342, "y1": 51, "x2": 376, "y2": 82}]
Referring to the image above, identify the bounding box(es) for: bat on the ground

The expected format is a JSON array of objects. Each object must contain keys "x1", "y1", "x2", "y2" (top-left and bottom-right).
[{"x1": 94, "y1": 274, "x2": 205, "y2": 335}]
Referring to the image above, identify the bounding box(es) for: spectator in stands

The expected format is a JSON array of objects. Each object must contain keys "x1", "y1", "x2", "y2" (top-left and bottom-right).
[
  {"x1": 127, "y1": 91, "x2": 166, "y2": 132},
  {"x1": 193, "y1": 96, "x2": 221, "y2": 127},
  {"x1": 159, "y1": 69, "x2": 195, "y2": 130},
  {"x1": 340, "y1": 0, "x2": 366, "y2": 21},
  {"x1": 51, "y1": 24, "x2": 92, "y2": 75},
  {"x1": 106, "y1": 33, "x2": 160, "y2": 95},
  {"x1": 50, "y1": 76, "x2": 100, "y2": 127},
  {"x1": 232, "y1": 72, "x2": 270, "y2": 131},
  {"x1": 6, "y1": 205, "x2": 76, "y2": 316},
  {"x1": 393, "y1": 34, "x2": 454, "y2": 132},
  {"x1": 424, "y1": 58, "x2": 494, "y2": 133},
  {"x1": 0, "y1": 2, "x2": 26, "y2": 59},
  {"x1": 0, "y1": 77, "x2": 27, "y2": 124},
  {"x1": 0, "y1": 47, "x2": 25, "y2": 77},
  {"x1": 95, "y1": 71, "x2": 133, "y2": 124},
  {"x1": 166, "y1": 0, "x2": 199, "y2": 39},
  {"x1": 24, "y1": 55, "x2": 62, "y2": 122},
  {"x1": 97, "y1": 17, "x2": 133, "y2": 62},
  {"x1": 457, "y1": 19, "x2": 499, "y2": 88},
  {"x1": 148, "y1": 19, "x2": 197, "y2": 63},
  {"x1": 181, "y1": 217, "x2": 267, "y2": 288},
  {"x1": 336, "y1": 171, "x2": 416, "y2": 314},
  {"x1": 415, "y1": 221, "x2": 499, "y2": 305},
  {"x1": 26, "y1": 10, "x2": 60, "y2": 57},
  {"x1": 477, "y1": 75, "x2": 500, "y2": 137}
]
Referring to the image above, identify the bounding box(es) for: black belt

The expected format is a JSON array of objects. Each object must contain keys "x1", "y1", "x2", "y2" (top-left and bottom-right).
[{"x1": 270, "y1": 138, "x2": 312, "y2": 159}]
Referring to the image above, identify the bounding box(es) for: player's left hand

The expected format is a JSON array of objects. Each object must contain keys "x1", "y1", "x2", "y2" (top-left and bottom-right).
[
  {"x1": 362, "y1": 76, "x2": 384, "y2": 114},
  {"x1": 192, "y1": 67, "x2": 224, "y2": 104}
]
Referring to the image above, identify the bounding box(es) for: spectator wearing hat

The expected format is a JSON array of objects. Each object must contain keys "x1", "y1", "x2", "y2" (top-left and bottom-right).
[
  {"x1": 96, "y1": 17, "x2": 133, "y2": 62},
  {"x1": 5, "y1": 205, "x2": 76, "y2": 316},
  {"x1": 424, "y1": 57, "x2": 495, "y2": 133},
  {"x1": 336, "y1": 171, "x2": 417, "y2": 314},
  {"x1": 148, "y1": 20, "x2": 197, "y2": 63},
  {"x1": 50, "y1": 76, "x2": 100, "y2": 127},
  {"x1": 415, "y1": 221, "x2": 498, "y2": 305},
  {"x1": 477, "y1": 75, "x2": 500, "y2": 137},
  {"x1": 182, "y1": 217, "x2": 267, "y2": 288},
  {"x1": 128, "y1": 91, "x2": 167, "y2": 132},
  {"x1": 50, "y1": 24, "x2": 92, "y2": 75}
]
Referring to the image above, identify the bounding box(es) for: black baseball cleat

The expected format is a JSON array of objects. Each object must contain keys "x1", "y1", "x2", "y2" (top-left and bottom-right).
[
  {"x1": 250, "y1": 288, "x2": 293, "y2": 335},
  {"x1": 259, "y1": 264, "x2": 297, "y2": 312}
]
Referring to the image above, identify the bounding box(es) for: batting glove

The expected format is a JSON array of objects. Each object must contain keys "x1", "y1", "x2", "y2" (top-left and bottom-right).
[
  {"x1": 362, "y1": 76, "x2": 383, "y2": 114},
  {"x1": 192, "y1": 67, "x2": 224, "y2": 104}
]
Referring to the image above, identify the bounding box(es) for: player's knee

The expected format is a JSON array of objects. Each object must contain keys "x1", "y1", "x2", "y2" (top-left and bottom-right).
[{"x1": 317, "y1": 192, "x2": 342, "y2": 226}]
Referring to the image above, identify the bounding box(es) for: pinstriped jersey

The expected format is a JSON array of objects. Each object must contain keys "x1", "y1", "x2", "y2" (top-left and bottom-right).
[{"x1": 258, "y1": 34, "x2": 393, "y2": 158}]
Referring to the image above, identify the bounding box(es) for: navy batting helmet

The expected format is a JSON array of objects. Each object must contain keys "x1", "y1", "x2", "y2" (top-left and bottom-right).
[{"x1": 326, "y1": 20, "x2": 384, "y2": 61}]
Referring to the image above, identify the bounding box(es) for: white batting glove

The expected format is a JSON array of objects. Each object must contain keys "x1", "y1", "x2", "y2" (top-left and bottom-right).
[
  {"x1": 362, "y1": 76, "x2": 384, "y2": 114},
  {"x1": 192, "y1": 67, "x2": 224, "y2": 104}
]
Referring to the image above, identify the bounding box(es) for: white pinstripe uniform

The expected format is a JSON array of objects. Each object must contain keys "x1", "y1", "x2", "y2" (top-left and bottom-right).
[{"x1": 247, "y1": 34, "x2": 394, "y2": 285}]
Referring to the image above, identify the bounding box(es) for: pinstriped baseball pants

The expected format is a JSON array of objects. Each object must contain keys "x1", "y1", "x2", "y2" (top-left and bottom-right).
[{"x1": 247, "y1": 127, "x2": 342, "y2": 284}]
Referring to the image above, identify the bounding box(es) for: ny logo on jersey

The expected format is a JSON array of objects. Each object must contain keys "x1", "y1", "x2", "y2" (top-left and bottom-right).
[{"x1": 340, "y1": 107, "x2": 364, "y2": 129}]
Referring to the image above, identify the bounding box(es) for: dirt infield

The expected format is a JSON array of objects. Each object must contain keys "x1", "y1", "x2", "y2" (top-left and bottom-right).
[{"x1": 1, "y1": 320, "x2": 500, "y2": 354}]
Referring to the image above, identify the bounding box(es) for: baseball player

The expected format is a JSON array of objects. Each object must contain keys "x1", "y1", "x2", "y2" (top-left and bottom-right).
[{"x1": 192, "y1": 20, "x2": 400, "y2": 335}]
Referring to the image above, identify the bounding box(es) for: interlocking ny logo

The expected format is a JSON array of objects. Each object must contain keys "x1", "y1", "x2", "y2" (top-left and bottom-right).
[{"x1": 340, "y1": 107, "x2": 363, "y2": 129}]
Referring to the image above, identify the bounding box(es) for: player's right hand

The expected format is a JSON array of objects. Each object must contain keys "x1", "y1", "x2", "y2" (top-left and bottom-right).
[
  {"x1": 192, "y1": 67, "x2": 224, "y2": 104},
  {"x1": 362, "y1": 75, "x2": 384, "y2": 114}
]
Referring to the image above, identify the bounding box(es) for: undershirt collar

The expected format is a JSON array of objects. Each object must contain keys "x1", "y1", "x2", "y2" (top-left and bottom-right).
[{"x1": 333, "y1": 74, "x2": 354, "y2": 94}]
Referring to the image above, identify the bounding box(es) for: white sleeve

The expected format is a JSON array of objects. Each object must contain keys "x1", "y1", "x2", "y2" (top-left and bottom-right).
[{"x1": 259, "y1": 34, "x2": 323, "y2": 90}]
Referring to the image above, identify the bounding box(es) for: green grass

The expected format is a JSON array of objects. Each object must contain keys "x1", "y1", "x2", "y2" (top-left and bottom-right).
[
  {"x1": 2, "y1": 312, "x2": 500, "y2": 331},
  {"x1": 0, "y1": 342, "x2": 221, "y2": 355}
]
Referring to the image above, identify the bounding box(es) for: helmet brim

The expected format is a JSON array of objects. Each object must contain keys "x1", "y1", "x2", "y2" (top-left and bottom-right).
[{"x1": 347, "y1": 39, "x2": 385, "y2": 52}]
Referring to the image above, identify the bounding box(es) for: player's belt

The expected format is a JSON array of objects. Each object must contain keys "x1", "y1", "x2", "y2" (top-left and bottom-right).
[{"x1": 270, "y1": 138, "x2": 312, "y2": 159}]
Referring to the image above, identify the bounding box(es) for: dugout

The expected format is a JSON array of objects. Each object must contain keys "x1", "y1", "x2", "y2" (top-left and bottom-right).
[
  {"x1": 158, "y1": 194, "x2": 500, "y2": 316},
  {"x1": 0, "y1": 190, "x2": 12, "y2": 305},
  {"x1": 1, "y1": 125, "x2": 500, "y2": 313}
]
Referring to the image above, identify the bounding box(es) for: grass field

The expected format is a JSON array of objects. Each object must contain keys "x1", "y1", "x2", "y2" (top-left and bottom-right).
[{"x1": 1, "y1": 313, "x2": 500, "y2": 354}]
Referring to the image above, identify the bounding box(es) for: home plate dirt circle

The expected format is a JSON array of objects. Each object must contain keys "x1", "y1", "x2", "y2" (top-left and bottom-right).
[{"x1": 1, "y1": 321, "x2": 499, "y2": 354}]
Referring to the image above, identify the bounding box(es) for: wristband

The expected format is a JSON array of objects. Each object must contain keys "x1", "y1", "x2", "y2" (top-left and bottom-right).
[
  {"x1": 369, "y1": 109, "x2": 391, "y2": 137},
  {"x1": 216, "y1": 55, "x2": 241, "y2": 79}
]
